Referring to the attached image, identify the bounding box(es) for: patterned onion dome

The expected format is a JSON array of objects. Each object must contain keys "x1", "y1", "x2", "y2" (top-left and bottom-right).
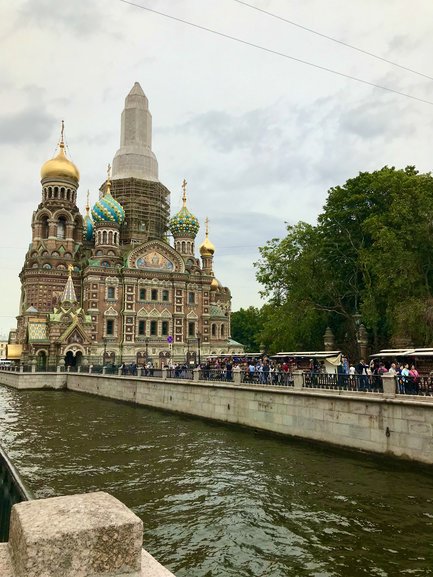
[
  {"x1": 91, "y1": 192, "x2": 125, "y2": 225},
  {"x1": 83, "y1": 212, "x2": 94, "y2": 241},
  {"x1": 169, "y1": 205, "x2": 200, "y2": 238}
]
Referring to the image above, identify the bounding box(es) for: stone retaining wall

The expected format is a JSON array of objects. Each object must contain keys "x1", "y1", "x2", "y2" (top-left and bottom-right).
[{"x1": 1, "y1": 371, "x2": 433, "y2": 464}]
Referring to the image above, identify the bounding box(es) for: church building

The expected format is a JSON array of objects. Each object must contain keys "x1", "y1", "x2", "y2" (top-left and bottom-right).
[{"x1": 13, "y1": 83, "x2": 244, "y2": 368}]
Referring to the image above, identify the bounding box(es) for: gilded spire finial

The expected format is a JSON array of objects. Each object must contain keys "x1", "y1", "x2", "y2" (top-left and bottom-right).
[
  {"x1": 106, "y1": 163, "x2": 112, "y2": 195},
  {"x1": 205, "y1": 216, "x2": 209, "y2": 237},
  {"x1": 182, "y1": 178, "x2": 187, "y2": 207},
  {"x1": 67, "y1": 263, "x2": 74, "y2": 276},
  {"x1": 85, "y1": 190, "x2": 90, "y2": 213},
  {"x1": 60, "y1": 120, "x2": 65, "y2": 149}
]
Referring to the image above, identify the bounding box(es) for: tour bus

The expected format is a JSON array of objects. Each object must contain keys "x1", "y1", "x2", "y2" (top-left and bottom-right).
[{"x1": 271, "y1": 351, "x2": 342, "y2": 374}]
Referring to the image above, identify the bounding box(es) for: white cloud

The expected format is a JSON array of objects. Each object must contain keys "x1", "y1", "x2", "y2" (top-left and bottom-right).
[{"x1": 1, "y1": 0, "x2": 433, "y2": 335}]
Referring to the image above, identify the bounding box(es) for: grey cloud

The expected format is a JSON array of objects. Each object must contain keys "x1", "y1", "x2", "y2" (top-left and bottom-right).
[
  {"x1": 0, "y1": 106, "x2": 56, "y2": 144},
  {"x1": 337, "y1": 100, "x2": 413, "y2": 139},
  {"x1": 19, "y1": 0, "x2": 106, "y2": 37}
]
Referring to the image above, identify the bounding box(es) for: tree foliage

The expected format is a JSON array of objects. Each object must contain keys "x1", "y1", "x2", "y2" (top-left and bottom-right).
[
  {"x1": 255, "y1": 166, "x2": 433, "y2": 355},
  {"x1": 231, "y1": 306, "x2": 263, "y2": 352}
]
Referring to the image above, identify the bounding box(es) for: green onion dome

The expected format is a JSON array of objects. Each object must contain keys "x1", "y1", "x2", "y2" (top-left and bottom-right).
[
  {"x1": 91, "y1": 192, "x2": 125, "y2": 225},
  {"x1": 83, "y1": 211, "x2": 94, "y2": 241},
  {"x1": 169, "y1": 205, "x2": 200, "y2": 238}
]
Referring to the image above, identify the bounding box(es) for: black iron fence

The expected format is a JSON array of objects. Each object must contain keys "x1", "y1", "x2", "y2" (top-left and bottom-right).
[
  {"x1": 167, "y1": 368, "x2": 195, "y2": 380},
  {"x1": 396, "y1": 375, "x2": 433, "y2": 396},
  {"x1": 0, "y1": 444, "x2": 33, "y2": 542},
  {"x1": 303, "y1": 373, "x2": 383, "y2": 393},
  {"x1": 240, "y1": 370, "x2": 294, "y2": 387},
  {"x1": 200, "y1": 368, "x2": 235, "y2": 382}
]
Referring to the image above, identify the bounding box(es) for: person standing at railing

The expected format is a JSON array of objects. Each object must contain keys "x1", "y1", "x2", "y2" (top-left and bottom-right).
[
  {"x1": 356, "y1": 359, "x2": 369, "y2": 390},
  {"x1": 409, "y1": 364, "x2": 420, "y2": 394},
  {"x1": 400, "y1": 363, "x2": 410, "y2": 394}
]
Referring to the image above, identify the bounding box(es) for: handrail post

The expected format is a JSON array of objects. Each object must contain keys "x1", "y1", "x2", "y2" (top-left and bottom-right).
[
  {"x1": 293, "y1": 369, "x2": 303, "y2": 390},
  {"x1": 382, "y1": 373, "x2": 396, "y2": 398}
]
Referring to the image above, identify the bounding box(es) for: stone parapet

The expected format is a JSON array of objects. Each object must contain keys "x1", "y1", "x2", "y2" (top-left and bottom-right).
[{"x1": 0, "y1": 492, "x2": 176, "y2": 577}]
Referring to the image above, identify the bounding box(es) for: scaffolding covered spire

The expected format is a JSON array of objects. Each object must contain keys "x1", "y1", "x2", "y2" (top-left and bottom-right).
[{"x1": 112, "y1": 82, "x2": 159, "y2": 181}]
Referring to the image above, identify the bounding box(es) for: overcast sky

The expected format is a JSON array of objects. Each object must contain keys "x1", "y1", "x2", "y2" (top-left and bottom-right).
[{"x1": 1, "y1": 0, "x2": 433, "y2": 338}]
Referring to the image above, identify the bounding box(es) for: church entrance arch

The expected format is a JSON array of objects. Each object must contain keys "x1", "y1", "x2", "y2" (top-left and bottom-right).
[
  {"x1": 159, "y1": 351, "x2": 170, "y2": 368},
  {"x1": 37, "y1": 350, "x2": 47, "y2": 370},
  {"x1": 64, "y1": 346, "x2": 84, "y2": 368}
]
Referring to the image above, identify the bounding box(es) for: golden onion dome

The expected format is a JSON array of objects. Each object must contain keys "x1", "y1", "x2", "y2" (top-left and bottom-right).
[
  {"x1": 41, "y1": 123, "x2": 80, "y2": 183},
  {"x1": 210, "y1": 277, "x2": 222, "y2": 291},
  {"x1": 199, "y1": 217, "x2": 215, "y2": 257}
]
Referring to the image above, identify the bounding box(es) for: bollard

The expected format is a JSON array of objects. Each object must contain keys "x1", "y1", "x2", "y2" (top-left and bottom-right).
[
  {"x1": 31, "y1": 360, "x2": 36, "y2": 374},
  {"x1": 162, "y1": 368, "x2": 168, "y2": 380},
  {"x1": 292, "y1": 370, "x2": 304, "y2": 390},
  {"x1": 193, "y1": 368, "x2": 200, "y2": 382},
  {"x1": 89, "y1": 364, "x2": 93, "y2": 374},
  {"x1": 118, "y1": 367, "x2": 122, "y2": 376},
  {"x1": 56, "y1": 365, "x2": 61, "y2": 373},
  {"x1": 102, "y1": 366, "x2": 106, "y2": 375},
  {"x1": 8, "y1": 492, "x2": 144, "y2": 577}
]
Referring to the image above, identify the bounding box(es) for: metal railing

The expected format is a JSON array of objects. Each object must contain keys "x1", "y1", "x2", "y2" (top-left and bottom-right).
[
  {"x1": 303, "y1": 373, "x2": 383, "y2": 392},
  {"x1": 396, "y1": 375, "x2": 433, "y2": 396},
  {"x1": 0, "y1": 444, "x2": 33, "y2": 542},
  {"x1": 241, "y1": 370, "x2": 294, "y2": 387},
  {"x1": 167, "y1": 368, "x2": 195, "y2": 380},
  {"x1": 199, "y1": 368, "x2": 235, "y2": 382}
]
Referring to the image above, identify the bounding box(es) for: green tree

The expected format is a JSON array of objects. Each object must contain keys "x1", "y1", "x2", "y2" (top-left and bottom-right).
[
  {"x1": 231, "y1": 306, "x2": 263, "y2": 352},
  {"x1": 255, "y1": 166, "x2": 433, "y2": 355}
]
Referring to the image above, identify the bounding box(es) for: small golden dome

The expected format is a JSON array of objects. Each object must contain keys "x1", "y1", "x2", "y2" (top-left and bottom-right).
[
  {"x1": 199, "y1": 216, "x2": 215, "y2": 257},
  {"x1": 210, "y1": 277, "x2": 221, "y2": 291},
  {"x1": 200, "y1": 236, "x2": 215, "y2": 257},
  {"x1": 41, "y1": 142, "x2": 80, "y2": 183}
]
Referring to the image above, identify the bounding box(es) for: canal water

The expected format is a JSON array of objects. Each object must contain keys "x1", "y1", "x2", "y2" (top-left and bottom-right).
[{"x1": 0, "y1": 387, "x2": 432, "y2": 577}]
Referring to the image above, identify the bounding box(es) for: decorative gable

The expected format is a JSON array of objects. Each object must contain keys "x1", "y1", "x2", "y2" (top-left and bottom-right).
[{"x1": 127, "y1": 240, "x2": 185, "y2": 273}]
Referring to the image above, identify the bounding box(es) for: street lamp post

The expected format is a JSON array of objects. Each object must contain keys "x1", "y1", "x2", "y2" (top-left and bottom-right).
[
  {"x1": 103, "y1": 338, "x2": 107, "y2": 366},
  {"x1": 145, "y1": 337, "x2": 149, "y2": 363},
  {"x1": 197, "y1": 331, "x2": 202, "y2": 367}
]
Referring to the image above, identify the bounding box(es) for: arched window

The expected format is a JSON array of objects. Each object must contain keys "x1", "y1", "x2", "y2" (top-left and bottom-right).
[
  {"x1": 102, "y1": 231, "x2": 107, "y2": 244},
  {"x1": 108, "y1": 231, "x2": 113, "y2": 244},
  {"x1": 41, "y1": 215, "x2": 49, "y2": 239},
  {"x1": 57, "y1": 216, "x2": 66, "y2": 239},
  {"x1": 54, "y1": 187, "x2": 59, "y2": 199},
  {"x1": 221, "y1": 324, "x2": 225, "y2": 337},
  {"x1": 114, "y1": 232, "x2": 118, "y2": 244},
  {"x1": 211, "y1": 323, "x2": 216, "y2": 337},
  {"x1": 181, "y1": 241, "x2": 186, "y2": 253}
]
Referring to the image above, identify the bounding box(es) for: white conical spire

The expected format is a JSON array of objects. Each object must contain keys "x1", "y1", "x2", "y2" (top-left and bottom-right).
[
  {"x1": 61, "y1": 265, "x2": 78, "y2": 304},
  {"x1": 112, "y1": 82, "x2": 159, "y2": 181}
]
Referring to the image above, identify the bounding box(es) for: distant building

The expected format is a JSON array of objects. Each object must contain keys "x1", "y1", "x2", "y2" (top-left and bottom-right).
[{"x1": 13, "y1": 83, "x2": 244, "y2": 368}]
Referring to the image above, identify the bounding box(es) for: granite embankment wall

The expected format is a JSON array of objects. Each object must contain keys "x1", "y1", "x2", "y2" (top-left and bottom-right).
[{"x1": 1, "y1": 371, "x2": 433, "y2": 464}]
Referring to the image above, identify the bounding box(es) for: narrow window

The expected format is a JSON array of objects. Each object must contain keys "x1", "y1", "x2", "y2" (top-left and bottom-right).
[
  {"x1": 138, "y1": 320, "x2": 145, "y2": 335},
  {"x1": 188, "y1": 292, "x2": 195, "y2": 304},
  {"x1": 212, "y1": 323, "x2": 216, "y2": 337},
  {"x1": 151, "y1": 289, "x2": 158, "y2": 301},
  {"x1": 150, "y1": 320, "x2": 157, "y2": 336},
  {"x1": 106, "y1": 319, "x2": 114, "y2": 336},
  {"x1": 107, "y1": 286, "x2": 115, "y2": 299},
  {"x1": 188, "y1": 321, "x2": 195, "y2": 337},
  {"x1": 139, "y1": 288, "x2": 146, "y2": 301},
  {"x1": 162, "y1": 289, "x2": 169, "y2": 302},
  {"x1": 162, "y1": 321, "x2": 169, "y2": 336}
]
